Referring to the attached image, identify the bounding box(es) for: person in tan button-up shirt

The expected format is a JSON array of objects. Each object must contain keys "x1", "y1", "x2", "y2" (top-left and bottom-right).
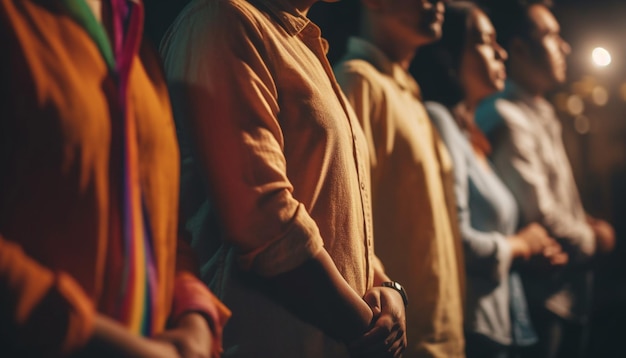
[
  {"x1": 335, "y1": 1, "x2": 466, "y2": 357},
  {"x1": 160, "y1": 0, "x2": 407, "y2": 356}
]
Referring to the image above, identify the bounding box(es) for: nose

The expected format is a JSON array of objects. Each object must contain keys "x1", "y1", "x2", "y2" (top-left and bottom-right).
[
  {"x1": 425, "y1": 0, "x2": 445, "y2": 11},
  {"x1": 560, "y1": 37, "x2": 571, "y2": 56},
  {"x1": 436, "y1": 0, "x2": 446, "y2": 12},
  {"x1": 495, "y1": 42, "x2": 508, "y2": 61}
]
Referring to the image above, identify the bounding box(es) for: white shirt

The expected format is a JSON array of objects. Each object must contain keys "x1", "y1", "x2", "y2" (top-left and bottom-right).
[{"x1": 477, "y1": 80, "x2": 595, "y2": 321}]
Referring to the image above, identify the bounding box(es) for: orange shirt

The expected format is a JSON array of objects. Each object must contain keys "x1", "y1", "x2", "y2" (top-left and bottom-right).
[
  {"x1": 160, "y1": 0, "x2": 376, "y2": 356},
  {"x1": 0, "y1": 0, "x2": 229, "y2": 356}
]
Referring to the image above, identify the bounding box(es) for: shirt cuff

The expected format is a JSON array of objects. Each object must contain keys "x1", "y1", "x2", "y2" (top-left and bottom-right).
[
  {"x1": 493, "y1": 235, "x2": 513, "y2": 284},
  {"x1": 171, "y1": 272, "x2": 231, "y2": 358},
  {"x1": 55, "y1": 272, "x2": 95, "y2": 354}
]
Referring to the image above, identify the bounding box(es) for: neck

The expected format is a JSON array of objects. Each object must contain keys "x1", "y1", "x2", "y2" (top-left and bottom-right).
[
  {"x1": 463, "y1": 97, "x2": 480, "y2": 116},
  {"x1": 85, "y1": 0, "x2": 103, "y2": 22},
  {"x1": 359, "y1": 16, "x2": 419, "y2": 70},
  {"x1": 509, "y1": 61, "x2": 546, "y2": 98},
  {"x1": 287, "y1": 0, "x2": 317, "y2": 14},
  {"x1": 454, "y1": 101, "x2": 475, "y2": 128}
]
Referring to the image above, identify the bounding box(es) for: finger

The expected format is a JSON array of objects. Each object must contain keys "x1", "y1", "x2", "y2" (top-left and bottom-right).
[
  {"x1": 551, "y1": 253, "x2": 569, "y2": 266},
  {"x1": 391, "y1": 342, "x2": 406, "y2": 358},
  {"x1": 363, "y1": 290, "x2": 382, "y2": 317},
  {"x1": 385, "y1": 330, "x2": 404, "y2": 352},
  {"x1": 349, "y1": 325, "x2": 388, "y2": 353},
  {"x1": 350, "y1": 323, "x2": 398, "y2": 355},
  {"x1": 387, "y1": 339, "x2": 405, "y2": 358}
]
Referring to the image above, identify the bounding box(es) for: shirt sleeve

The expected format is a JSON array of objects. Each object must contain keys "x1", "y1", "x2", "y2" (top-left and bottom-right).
[
  {"x1": 427, "y1": 102, "x2": 512, "y2": 284},
  {"x1": 160, "y1": 3, "x2": 324, "y2": 278},
  {"x1": 487, "y1": 100, "x2": 595, "y2": 262},
  {"x1": 171, "y1": 230, "x2": 231, "y2": 358},
  {"x1": 0, "y1": 235, "x2": 95, "y2": 355}
]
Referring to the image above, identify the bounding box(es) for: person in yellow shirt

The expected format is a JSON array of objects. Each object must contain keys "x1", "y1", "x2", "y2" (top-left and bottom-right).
[{"x1": 335, "y1": 1, "x2": 465, "y2": 357}]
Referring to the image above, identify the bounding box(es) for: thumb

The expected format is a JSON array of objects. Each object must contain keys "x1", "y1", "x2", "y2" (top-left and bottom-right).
[{"x1": 364, "y1": 291, "x2": 382, "y2": 317}]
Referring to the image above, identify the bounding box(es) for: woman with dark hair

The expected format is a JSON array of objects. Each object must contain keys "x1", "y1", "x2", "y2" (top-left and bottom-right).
[{"x1": 413, "y1": 2, "x2": 568, "y2": 357}]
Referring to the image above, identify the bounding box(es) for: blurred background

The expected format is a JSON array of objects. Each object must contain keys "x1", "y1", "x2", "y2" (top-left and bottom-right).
[{"x1": 144, "y1": 0, "x2": 626, "y2": 356}]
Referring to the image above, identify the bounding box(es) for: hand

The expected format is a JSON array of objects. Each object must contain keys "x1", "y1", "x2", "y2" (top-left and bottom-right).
[
  {"x1": 155, "y1": 312, "x2": 213, "y2": 358},
  {"x1": 73, "y1": 315, "x2": 179, "y2": 358},
  {"x1": 511, "y1": 223, "x2": 552, "y2": 259},
  {"x1": 587, "y1": 216, "x2": 615, "y2": 254},
  {"x1": 348, "y1": 287, "x2": 406, "y2": 358},
  {"x1": 541, "y1": 238, "x2": 568, "y2": 266},
  {"x1": 524, "y1": 238, "x2": 568, "y2": 274}
]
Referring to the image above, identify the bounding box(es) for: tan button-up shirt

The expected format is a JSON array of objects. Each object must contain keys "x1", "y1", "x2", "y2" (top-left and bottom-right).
[
  {"x1": 335, "y1": 37, "x2": 465, "y2": 358},
  {"x1": 161, "y1": 0, "x2": 375, "y2": 356}
]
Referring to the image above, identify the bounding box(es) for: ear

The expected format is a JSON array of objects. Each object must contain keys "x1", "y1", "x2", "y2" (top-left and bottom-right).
[{"x1": 361, "y1": 0, "x2": 385, "y2": 11}]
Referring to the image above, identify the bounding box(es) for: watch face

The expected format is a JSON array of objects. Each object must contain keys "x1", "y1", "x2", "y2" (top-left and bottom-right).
[{"x1": 382, "y1": 281, "x2": 408, "y2": 307}]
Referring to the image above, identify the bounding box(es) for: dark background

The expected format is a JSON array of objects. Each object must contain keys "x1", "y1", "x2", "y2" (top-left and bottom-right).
[{"x1": 144, "y1": 1, "x2": 626, "y2": 356}]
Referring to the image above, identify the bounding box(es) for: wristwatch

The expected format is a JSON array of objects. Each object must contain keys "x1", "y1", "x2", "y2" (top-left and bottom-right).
[{"x1": 381, "y1": 281, "x2": 409, "y2": 308}]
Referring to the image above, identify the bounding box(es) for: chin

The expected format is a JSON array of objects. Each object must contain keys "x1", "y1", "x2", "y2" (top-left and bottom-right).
[
  {"x1": 420, "y1": 26, "x2": 442, "y2": 44},
  {"x1": 553, "y1": 66, "x2": 568, "y2": 83}
]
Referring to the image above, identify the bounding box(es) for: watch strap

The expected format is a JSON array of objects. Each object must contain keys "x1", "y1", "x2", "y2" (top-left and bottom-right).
[{"x1": 381, "y1": 281, "x2": 408, "y2": 307}]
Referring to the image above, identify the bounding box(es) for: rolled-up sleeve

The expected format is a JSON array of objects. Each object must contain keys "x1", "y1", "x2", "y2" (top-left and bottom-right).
[
  {"x1": 160, "y1": 3, "x2": 324, "y2": 277},
  {"x1": 0, "y1": 236, "x2": 95, "y2": 356},
  {"x1": 428, "y1": 102, "x2": 512, "y2": 283}
]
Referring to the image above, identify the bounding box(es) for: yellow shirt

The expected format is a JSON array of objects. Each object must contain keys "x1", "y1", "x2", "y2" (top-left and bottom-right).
[
  {"x1": 161, "y1": 0, "x2": 375, "y2": 356},
  {"x1": 335, "y1": 37, "x2": 466, "y2": 358}
]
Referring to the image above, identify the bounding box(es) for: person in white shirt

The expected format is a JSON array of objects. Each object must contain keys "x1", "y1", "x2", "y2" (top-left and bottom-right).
[{"x1": 475, "y1": 1, "x2": 615, "y2": 357}]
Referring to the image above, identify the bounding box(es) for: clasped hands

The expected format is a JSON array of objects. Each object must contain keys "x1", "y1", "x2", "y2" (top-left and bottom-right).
[{"x1": 349, "y1": 286, "x2": 407, "y2": 358}]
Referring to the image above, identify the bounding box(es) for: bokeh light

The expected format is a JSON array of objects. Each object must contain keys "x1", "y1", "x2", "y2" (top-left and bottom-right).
[
  {"x1": 574, "y1": 115, "x2": 591, "y2": 134},
  {"x1": 592, "y1": 47, "x2": 612, "y2": 67},
  {"x1": 567, "y1": 94, "x2": 585, "y2": 115},
  {"x1": 592, "y1": 86, "x2": 609, "y2": 106}
]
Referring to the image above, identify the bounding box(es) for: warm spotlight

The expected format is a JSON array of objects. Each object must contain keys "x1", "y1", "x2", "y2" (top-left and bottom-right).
[{"x1": 592, "y1": 47, "x2": 612, "y2": 67}]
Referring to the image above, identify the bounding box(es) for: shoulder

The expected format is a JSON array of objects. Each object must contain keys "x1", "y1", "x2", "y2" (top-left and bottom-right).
[
  {"x1": 425, "y1": 101, "x2": 469, "y2": 154},
  {"x1": 425, "y1": 101, "x2": 453, "y2": 124},
  {"x1": 425, "y1": 101, "x2": 458, "y2": 137},
  {"x1": 335, "y1": 59, "x2": 385, "y2": 87},
  {"x1": 334, "y1": 58, "x2": 387, "y2": 100},
  {"x1": 476, "y1": 95, "x2": 530, "y2": 135},
  {"x1": 160, "y1": 0, "x2": 272, "y2": 80},
  {"x1": 162, "y1": 0, "x2": 267, "y2": 46}
]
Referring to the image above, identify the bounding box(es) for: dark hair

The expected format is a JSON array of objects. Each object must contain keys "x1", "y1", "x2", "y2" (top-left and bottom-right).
[
  {"x1": 411, "y1": 1, "x2": 478, "y2": 107},
  {"x1": 476, "y1": 0, "x2": 553, "y2": 51}
]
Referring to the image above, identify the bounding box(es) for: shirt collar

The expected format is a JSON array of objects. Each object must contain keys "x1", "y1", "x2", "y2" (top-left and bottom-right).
[
  {"x1": 251, "y1": 0, "x2": 311, "y2": 36},
  {"x1": 505, "y1": 80, "x2": 555, "y2": 117},
  {"x1": 345, "y1": 36, "x2": 422, "y2": 98}
]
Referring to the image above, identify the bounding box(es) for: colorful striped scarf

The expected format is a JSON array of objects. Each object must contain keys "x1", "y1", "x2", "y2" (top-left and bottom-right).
[{"x1": 61, "y1": 0, "x2": 157, "y2": 336}]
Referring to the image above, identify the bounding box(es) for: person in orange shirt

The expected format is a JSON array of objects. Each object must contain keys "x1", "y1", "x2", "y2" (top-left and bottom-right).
[
  {"x1": 0, "y1": 0, "x2": 229, "y2": 357},
  {"x1": 161, "y1": 0, "x2": 407, "y2": 356}
]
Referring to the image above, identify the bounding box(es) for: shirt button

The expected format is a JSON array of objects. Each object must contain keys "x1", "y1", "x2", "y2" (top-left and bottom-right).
[{"x1": 360, "y1": 182, "x2": 365, "y2": 190}]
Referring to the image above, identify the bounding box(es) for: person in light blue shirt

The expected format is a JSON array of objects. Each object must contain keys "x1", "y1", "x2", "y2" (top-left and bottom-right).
[{"x1": 412, "y1": 2, "x2": 567, "y2": 357}]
